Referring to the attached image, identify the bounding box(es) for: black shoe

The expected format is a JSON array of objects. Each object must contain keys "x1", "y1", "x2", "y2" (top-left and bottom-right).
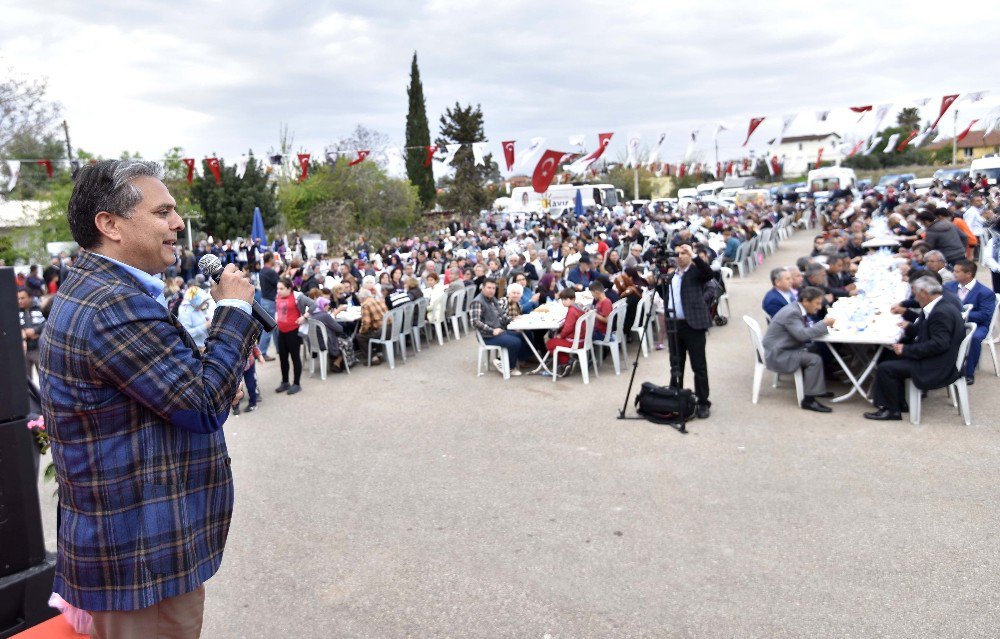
[
  {"x1": 801, "y1": 397, "x2": 832, "y2": 413},
  {"x1": 245, "y1": 403, "x2": 258, "y2": 412},
  {"x1": 696, "y1": 404, "x2": 710, "y2": 419},
  {"x1": 287, "y1": 384, "x2": 302, "y2": 395},
  {"x1": 232, "y1": 403, "x2": 240, "y2": 415},
  {"x1": 864, "y1": 408, "x2": 902, "y2": 421},
  {"x1": 263, "y1": 355, "x2": 276, "y2": 362},
  {"x1": 275, "y1": 383, "x2": 290, "y2": 393},
  {"x1": 966, "y1": 376, "x2": 975, "y2": 386},
  {"x1": 816, "y1": 391, "x2": 835, "y2": 399}
]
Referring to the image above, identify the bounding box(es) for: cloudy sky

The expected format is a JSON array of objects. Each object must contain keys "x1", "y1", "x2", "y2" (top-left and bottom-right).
[{"x1": 3, "y1": 0, "x2": 1000, "y2": 175}]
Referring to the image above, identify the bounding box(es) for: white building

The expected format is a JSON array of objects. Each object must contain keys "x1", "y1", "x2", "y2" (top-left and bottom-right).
[{"x1": 769, "y1": 133, "x2": 843, "y2": 178}]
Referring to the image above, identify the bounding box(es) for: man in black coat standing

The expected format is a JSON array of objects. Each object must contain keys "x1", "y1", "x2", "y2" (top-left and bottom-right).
[
  {"x1": 663, "y1": 243, "x2": 715, "y2": 418},
  {"x1": 865, "y1": 276, "x2": 965, "y2": 420}
]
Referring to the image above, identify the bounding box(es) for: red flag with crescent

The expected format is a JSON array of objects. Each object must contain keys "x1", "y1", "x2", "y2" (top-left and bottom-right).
[
  {"x1": 770, "y1": 156, "x2": 781, "y2": 175},
  {"x1": 205, "y1": 158, "x2": 222, "y2": 185},
  {"x1": 531, "y1": 150, "x2": 566, "y2": 193},
  {"x1": 930, "y1": 94, "x2": 960, "y2": 130},
  {"x1": 424, "y1": 145, "x2": 438, "y2": 167},
  {"x1": 743, "y1": 118, "x2": 765, "y2": 146},
  {"x1": 501, "y1": 140, "x2": 515, "y2": 171},
  {"x1": 846, "y1": 140, "x2": 866, "y2": 158},
  {"x1": 815, "y1": 147, "x2": 824, "y2": 167},
  {"x1": 896, "y1": 130, "x2": 919, "y2": 152},
  {"x1": 182, "y1": 158, "x2": 195, "y2": 184},
  {"x1": 348, "y1": 150, "x2": 370, "y2": 167},
  {"x1": 36, "y1": 159, "x2": 53, "y2": 178},
  {"x1": 297, "y1": 154, "x2": 310, "y2": 181}
]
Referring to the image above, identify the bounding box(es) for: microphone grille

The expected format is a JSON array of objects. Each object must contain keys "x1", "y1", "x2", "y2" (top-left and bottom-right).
[{"x1": 198, "y1": 254, "x2": 223, "y2": 276}]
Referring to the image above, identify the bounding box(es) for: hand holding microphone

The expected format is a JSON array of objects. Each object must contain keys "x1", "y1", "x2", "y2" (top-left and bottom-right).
[{"x1": 199, "y1": 255, "x2": 277, "y2": 332}]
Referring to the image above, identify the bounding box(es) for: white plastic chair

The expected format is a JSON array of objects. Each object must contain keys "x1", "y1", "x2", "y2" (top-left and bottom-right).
[
  {"x1": 743, "y1": 315, "x2": 804, "y2": 406},
  {"x1": 962, "y1": 304, "x2": 972, "y2": 321},
  {"x1": 445, "y1": 288, "x2": 466, "y2": 340},
  {"x1": 368, "y1": 307, "x2": 402, "y2": 369},
  {"x1": 907, "y1": 322, "x2": 976, "y2": 425},
  {"x1": 396, "y1": 301, "x2": 416, "y2": 359},
  {"x1": 411, "y1": 296, "x2": 429, "y2": 352},
  {"x1": 594, "y1": 303, "x2": 628, "y2": 375},
  {"x1": 462, "y1": 284, "x2": 476, "y2": 335},
  {"x1": 980, "y1": 294, "x2": 1000, "y2": 375},
  {"x1": 426, "y1": 293, "x2": 449, "y2": 346},
  {"x1": 553, "y1": 310, "x2": 599, "y2": 384},
  {"x1": 474, "y1": 330, "x2": 510, "y2": 380},
  {"x1": 306, "y1": 319, "x2": 329, "y2": 381},
  {"x1": 631, "y1": 291, "x2": 654, "y2": 357}
]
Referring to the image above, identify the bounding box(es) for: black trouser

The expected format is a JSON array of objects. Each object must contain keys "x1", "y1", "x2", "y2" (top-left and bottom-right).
[
  {"x1": 993, "y1": 270, "x2": 1000, "y2": 295},
  {"x1": 623, "y1": 295, "x2": 640, "y2": 337},
  {"x1": 666, "y1": 319, "x2": 710, "y2": 406},
  {"x1": 277, "y1": 330, "x2": 303, "y2": 385},
  {"x1": 872, "y1": 358, "x2": 916, "y2": 412}
]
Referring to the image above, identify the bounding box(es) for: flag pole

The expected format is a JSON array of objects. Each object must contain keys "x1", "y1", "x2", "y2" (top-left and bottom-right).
[{"x1": 952, "y1": 108, "x2": 958, "y2": 166}]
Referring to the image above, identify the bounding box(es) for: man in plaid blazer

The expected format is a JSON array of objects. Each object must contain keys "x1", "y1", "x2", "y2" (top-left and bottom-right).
[{"x1": 39, "y1": 160, "x2": 260, "y2": 637}]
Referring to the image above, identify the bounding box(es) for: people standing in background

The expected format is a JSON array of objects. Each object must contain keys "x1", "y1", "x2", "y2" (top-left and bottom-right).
[{"x1": 18, "y1": 288, "x2": 46, "y2": 378}]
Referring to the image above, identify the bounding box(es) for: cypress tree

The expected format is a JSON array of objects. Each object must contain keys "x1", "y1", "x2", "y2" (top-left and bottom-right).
[{"x1": 405, "y1": 52, "x2": 435, "y2": 208}]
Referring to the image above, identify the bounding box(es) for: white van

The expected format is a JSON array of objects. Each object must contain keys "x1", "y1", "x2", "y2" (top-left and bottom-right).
[
  {"x1": 807, "y1": 167, "x2": 857, "y2": 197},
  {"x1": 696, "y1": 181, "x2": 724, "y2": 197},
  {"x1": 507, "y1": 183, "x2": 621, "y2": 214},
  {"x1": 970, "y1": 156, "x2": 1000, "y2": 184}
]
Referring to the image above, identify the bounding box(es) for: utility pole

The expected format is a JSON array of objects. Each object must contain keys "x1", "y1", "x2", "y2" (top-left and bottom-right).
[
  {"x1": 952, "y1": 109, "x2": 958, "y2": 166},
  {"x1": 714, "y1": 139, "x2": 719, "y2": 176},
  {"x1": 61, "y1": 120, "x2": 73, "y2": 162},
  {"x1": 633, "y1": 165, "x2": 639, "y2": 201}
]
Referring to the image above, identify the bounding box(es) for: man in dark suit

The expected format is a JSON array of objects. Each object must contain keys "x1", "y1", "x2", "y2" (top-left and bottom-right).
[
  {"x1": 762, "y1": 267, "x2": 795, "y2": 318},
  {"x1": 865, "y1": 276, "x2": 965, "y2": 420},
  {"x1": 945, "y1": 259, "x2": 996, "y2": 384},
  {"x1": 663, "y1": 243, "x2": 714, "y2": 418}
]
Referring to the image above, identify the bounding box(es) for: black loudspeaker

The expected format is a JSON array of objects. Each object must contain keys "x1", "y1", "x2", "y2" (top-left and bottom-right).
[
  {"x1": 0, "y1": 555, "x2": 58, "y2": 638},
  {"x1": 0, "y1": 268, "x2": 29, "y2": 422},
  {"x1": 0, "y1": 417, "x2": 46, "y2": 578}
]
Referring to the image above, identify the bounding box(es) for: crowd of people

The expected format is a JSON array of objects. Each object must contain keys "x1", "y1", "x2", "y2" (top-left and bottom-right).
[
  {"x1": 758, "y1": 178, "x2": 1000, "y2": 417},
  {"x1": 14, "y1": 169, "x2": 1000, "y2": 418}
]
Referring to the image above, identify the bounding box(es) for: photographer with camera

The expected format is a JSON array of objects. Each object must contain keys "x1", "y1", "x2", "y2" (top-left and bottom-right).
[{"x1": 662, "y1": 243, "x2": 715, "y2": 419}]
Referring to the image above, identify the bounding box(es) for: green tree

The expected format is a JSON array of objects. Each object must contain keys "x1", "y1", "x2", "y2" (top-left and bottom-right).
[
  {"x1": 189, "y1": 155, "x2": 278, "y2": 240},
  {"x1": 404, "y1": 52, "x2": 435, "y2": 208},
  {"x1": 896, "y1": 107, "x2": 921, "y2": 131},
  {"x1": 278, "y1": 159, "x2": 420, "y2": 251},
  {"x1": 1, "y1": 76, "x2": 66, "y2": 199},
  {"x1": 434, "y1": 102, "x2": 500, "y2": 217},
  {"x1": 842, "y1": 126, "x2": 936, "y2": 170}
]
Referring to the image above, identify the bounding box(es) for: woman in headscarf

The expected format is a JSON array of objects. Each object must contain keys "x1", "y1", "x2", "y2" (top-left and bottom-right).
[{"x1": 178, "y1": 286, "x2": 212, "y2": 350}]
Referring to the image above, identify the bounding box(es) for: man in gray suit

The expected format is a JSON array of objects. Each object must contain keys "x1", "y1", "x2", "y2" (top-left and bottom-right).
[{"x1": 762, "y1": 286, "x2": 837, "y2": 412}]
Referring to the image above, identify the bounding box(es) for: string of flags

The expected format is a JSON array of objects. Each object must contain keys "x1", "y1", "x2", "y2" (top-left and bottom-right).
[{"x1": 2, "y1": 90, "x2": 997, "y2": 194}]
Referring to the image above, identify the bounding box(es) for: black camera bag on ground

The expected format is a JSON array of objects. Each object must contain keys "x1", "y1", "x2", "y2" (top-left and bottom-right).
[{"x1": 634, "y1": 382, "x2": 697, "y2": 424}]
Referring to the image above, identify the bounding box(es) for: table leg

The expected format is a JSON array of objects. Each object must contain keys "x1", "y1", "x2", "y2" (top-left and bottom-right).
[
  {"x1": 826, "y1": 343, "x2": 884, "y2": 403},
  {"x1": 516, "y1": 329, "x2": 554, "y2": 375}
]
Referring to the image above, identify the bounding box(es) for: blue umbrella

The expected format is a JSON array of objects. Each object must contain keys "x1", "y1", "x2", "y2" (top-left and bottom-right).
[
  {"x1": 250, "y1": 207, "x2": 268, "y2": 246},
  {"x1": 574, "y1": 188, "x2": 584, "y2": 217}
]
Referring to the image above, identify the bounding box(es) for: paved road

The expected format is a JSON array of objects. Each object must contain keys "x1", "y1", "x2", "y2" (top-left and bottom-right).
[{"x1": 38, "y1": 228, "x2": 1000, "y2": 637}]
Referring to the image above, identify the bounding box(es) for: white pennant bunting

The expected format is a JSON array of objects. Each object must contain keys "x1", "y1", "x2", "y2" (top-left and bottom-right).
[
  {"x1": 6, "y1": 160, "x2": 21, "y2": 192},
  {"x1": 568, "y1": 134, "x2": 585, "y2": 147},
  {"x1": 517, "y1": 137, "x2": 545, "y2": 170},
  {"x1": 816, "y1": 110, "x2": 830, "y2": 122},
  {"x1": 882, "y1": 133, "x2": 901, "y2": 153},
  {"x1": 647, "y1": 132, "x2": 667, "y2": 168},
  {"x1": 871, "y1": 103, "x2": 892, "y2": 134},
  {"x1": 440, "y1": 143, "x2": 462, "y2": 166},
  {"x1": 471, "y1": 142, "x2": 487, "y2": 166},
  {"x1": 626, "y1": 133, "x2": 640, "y2": 168},
  {"x1": 963, "y1": 91, "x2": 989, "y2": 104},
  {"x1": 913, "y1": 97, "x2": 931, "y2": 107},
  {"x1": 236, "y1": 155, "x2": 248, "y2": 179},
  {"x1": 775, "y1": 114, "x2": 796, "y2": 146},
  {"x1": 862, "y1": 137, "x2": 883, "y2": 155},
  {"x1": 714, "y1": 123, "x2": 728, "y2": 140},
  {"x1": 684, "y1": 130, "x2": 699, "y2": 161}
]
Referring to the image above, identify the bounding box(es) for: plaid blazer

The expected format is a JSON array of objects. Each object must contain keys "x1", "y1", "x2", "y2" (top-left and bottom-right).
[{"x1": 38, "y1": 251, "x2": 260, "y2": 612}]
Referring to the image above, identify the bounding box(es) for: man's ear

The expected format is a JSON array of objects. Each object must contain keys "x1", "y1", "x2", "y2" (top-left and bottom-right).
[{"x1": 93, "y1": 211, "x2": 124, "y2": 244}]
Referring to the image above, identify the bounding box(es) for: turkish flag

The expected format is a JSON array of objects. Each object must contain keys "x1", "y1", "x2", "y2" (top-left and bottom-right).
[
  {"x1": 349, "y1": 150, "x2": 370, "y2": 167},
  {"x1": 742, "y1": 158, "x2": 750, "y2": 172},
  {"x1": 815, "y1": 147, "x2": 824, "y2": 167},
  {"x1": 531, "y1": 150, "x2": 566, "y2": 193},
  {"x1": 726, "y1": 161, "x2": 735, "y2": 176},
  {"x1": 182, "y1": 158, "x2": 195, "y2": 184},
  {"x1": 36, "y1": 159, "x2": 53, "y2": 178},
  {"x1": 591, "y1": 132, "x2": 613, "y2": 160},
  {"x1": 846, "y1": 140, "x2": 866, "y2": 158},
  {"x1": 770, "y1": 156, "x2": 781, "y2": 176},
  {"x1": 501, "y1": 140, "x2": 515, "y2": 171},
  {"x1": 743, "y1": 117, "x2": 765, "y2": 146},
  {"x1": 957, "y1": 119, "x2": 980, "y2": 142},
  {"x1": 849, "y1": 105, "x2": 872, "y2": 113},
  {"x1": 296, "y1": 154, "x2": 311, "y2": 181},
  {"x1": 205, "y1": 158, "x2": 222, "y2": 185},
  {"x1": 896, "y1": 130, "x2": 919, "y2": 152},
  {"x1": 930, "y1": 94, "x2": 960, "y2": 130},
  {"x1": 424, "y1": 145, "x2": 438, "y2": 167},
  {"x1": 678, "y1": 163, "x2": 686, "y2": 179}
]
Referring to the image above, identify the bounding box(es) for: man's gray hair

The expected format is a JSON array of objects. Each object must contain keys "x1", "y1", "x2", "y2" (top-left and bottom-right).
[
  {"x1": 357, "y1": 288, "x2": 373, "y2": 302},
  {"x1": 770, "y1": 267, "x2": 787, "y2": 285},
  {"x1": 805, "y1": 263, "x2": 826, "y2": 278},
  {"x1": 912, "y1": 276, "x2": 942, "y2": 296},
  {"x1": 924, "y1": 250, "x2": 945, "y2": 262},
  {"x1": 67, "y1": 159, "x2": 165, "y2": 249}
]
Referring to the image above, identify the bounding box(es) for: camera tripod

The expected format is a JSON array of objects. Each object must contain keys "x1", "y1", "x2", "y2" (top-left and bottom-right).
[{"x1": 616, "y1": 275, "x2": 689, "y2": 434}]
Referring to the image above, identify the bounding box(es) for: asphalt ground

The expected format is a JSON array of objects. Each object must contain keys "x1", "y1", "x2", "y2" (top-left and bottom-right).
[{"x1": 38, "y1": 228, "x2": 1000, "y2": 638}]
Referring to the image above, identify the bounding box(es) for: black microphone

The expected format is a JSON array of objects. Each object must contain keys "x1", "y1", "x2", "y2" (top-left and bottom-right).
[{"x1": 198, "y1": 254, "x2": 277, "y2": 332}]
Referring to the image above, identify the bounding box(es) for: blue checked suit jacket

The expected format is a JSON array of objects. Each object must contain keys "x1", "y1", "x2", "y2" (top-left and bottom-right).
[{"x1": 38, "y1": 251, "x2": 260, "y2": 612}]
